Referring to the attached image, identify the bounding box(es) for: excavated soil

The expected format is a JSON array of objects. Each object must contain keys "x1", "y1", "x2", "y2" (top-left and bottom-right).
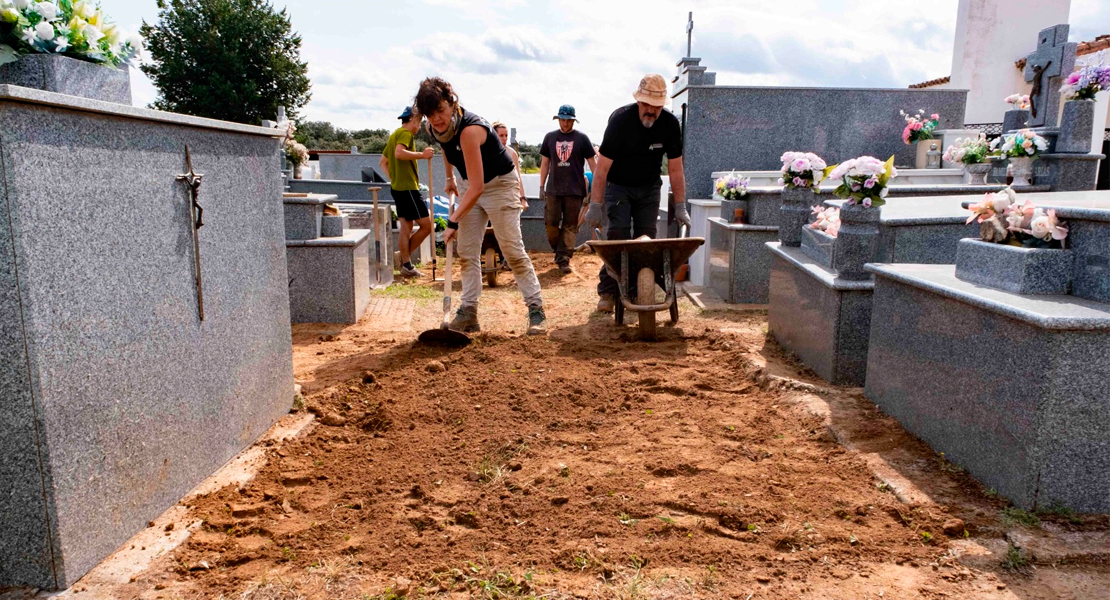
[{"x1": 108, "y1": 254, "x2": 1110, "y2": 599}]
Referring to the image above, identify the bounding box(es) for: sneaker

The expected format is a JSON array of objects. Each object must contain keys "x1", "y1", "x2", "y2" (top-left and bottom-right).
[
  {"x1": 399, "y1": 264, "x2": 423, "y2": 278},
  {"x1": 448, "y1": 306, "x2": 480, "y2": 333},
  {"x1": 558, "y1": 262, "x2": 573, "y2": 275},
  {"x1": 527, "y1": 306, "x2": 547, "y2": 335},
  {"x1": 596, "y1": 295, "x2": 615, "y2": 313}
]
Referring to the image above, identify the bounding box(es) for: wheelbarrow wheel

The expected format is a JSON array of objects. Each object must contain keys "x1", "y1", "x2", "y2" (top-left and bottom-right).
[
  {"x1": 637, "y1": 267, "x2": 656, "y2": 341},
  {"x1": 484, "y1": 247, "x2": 498, "y2": 287}
]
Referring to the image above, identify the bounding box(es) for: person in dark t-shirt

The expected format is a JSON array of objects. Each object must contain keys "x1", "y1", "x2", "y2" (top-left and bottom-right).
[
  {"x1": 580, "y1": 74, "x2": 689, "y2": 313},
  {"x1": 414, "y1": 77, "x2": 546, "y2": 335},
  {"x1": 539, "y1": 104, "x2": 597, "y2": 274}
]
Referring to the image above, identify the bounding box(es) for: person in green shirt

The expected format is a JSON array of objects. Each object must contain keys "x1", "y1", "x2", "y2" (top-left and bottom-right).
[{"x1": 380, "y1": 106, "x2": 435, "y2": 278}]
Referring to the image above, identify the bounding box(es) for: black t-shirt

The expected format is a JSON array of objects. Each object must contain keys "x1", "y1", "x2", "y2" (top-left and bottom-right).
[
  {"x1": 539, "y1": 129, "x2": 595, "y2": 196},
  {"x1": 437, "y1": 108, "x2": 516, "y2": 183},
  {"x1": 598, "y1": 103, "x2": 683, "y2": 187}
]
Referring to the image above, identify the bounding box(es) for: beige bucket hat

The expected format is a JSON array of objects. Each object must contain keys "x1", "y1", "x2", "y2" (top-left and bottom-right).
[{"x1": 632, "y1": 74, "x2": 670, "y2": 107}]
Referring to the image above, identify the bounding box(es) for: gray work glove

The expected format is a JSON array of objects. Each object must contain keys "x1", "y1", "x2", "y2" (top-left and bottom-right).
[
  {"x1": 582, "y1": 201, "x2": 605, "y2": 231},
  {"x1": 673, "y1": 202, "x2": 692, "y2": 228},
  {"x1": 538, "y1": 188, "x2": 546, "y2": 203}
]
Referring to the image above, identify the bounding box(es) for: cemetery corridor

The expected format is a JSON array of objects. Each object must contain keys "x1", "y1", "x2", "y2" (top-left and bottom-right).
[{"x1": 78, "y1": 254, "x2": 1110, "y2": 599}]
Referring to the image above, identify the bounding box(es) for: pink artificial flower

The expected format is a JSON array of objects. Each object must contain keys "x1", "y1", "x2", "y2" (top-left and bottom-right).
[
  {"x1": 1045, "y1": 209, "x2": 1068, "y2": 241},
  {"x1": 902, "y1": 127, "x2": 912, "y2": 144},
  {"x1": 966, "y1": 193, "x2": 998, "y2": 224},
  {"x1": 912, "y1": 122, "x2": 923, "y2": 131},
  {"x1": 863, "y1": 175, "x2": 878, "y2": 189},
  {"x1": 826, "y1": 220, "x2": 840, "y2": 237},
  {"x1": 1004, "y1": 200, "x2": 1035, "y2": 231},
  {"x1": 811, "y1": 205, "x2": 825, "y2": 216},
  {"x1": 1066, "y1": 71, "x2": 1082, "y2": 85},
  {"x1": 862, "y1": 198, "x2": 872, "y2": 208},
  {"x1": 930, "y1": 113, "x2": 939, "y2": 120},
  {"x1": 793, "y1": 176, "x2": 804, "y2": 187}
]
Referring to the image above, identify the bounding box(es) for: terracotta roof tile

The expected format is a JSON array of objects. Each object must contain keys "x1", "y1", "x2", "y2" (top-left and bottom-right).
[
  {"x1": 1015, "y1": 34, "x2": 1109, "y2": 70},
  {"x1": 908, "y1": 75, "x2": 951, "y2": 89}
]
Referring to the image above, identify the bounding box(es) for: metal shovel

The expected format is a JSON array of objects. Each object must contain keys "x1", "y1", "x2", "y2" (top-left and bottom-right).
[{"x1": 418, "y1": 195, "x2": 470, "y2": 347}]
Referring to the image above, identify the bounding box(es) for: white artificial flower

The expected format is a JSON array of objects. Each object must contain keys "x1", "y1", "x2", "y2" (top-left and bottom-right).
[
  {"x1": 1029, "y1": 212, "x2": 1052, "y2": 240},
  {"x1": 13, "y1": 0, "x2": 30, "y2": 9},
  {"x1": 988, "y1": 192, "x2": 1011, "y2": 213},
  {"x1": 34, "y1": 2, "x2": 58, "y2": 21},
  {"x1": 34, "y1": 21, "x2": 53, "y2": 41},
  {"x1": 21, "y1": 26, "x2": 36, "y2": 45},
  {"x1": 125, "y1": 32, "x2": 144, "y2": 54},
  {"x1": 84, "y1": 24, "x2": 103, "y2": 44},
  {"x1": 879, "y1": 187, "x2": 889, "y2": 198},
  {"x1": 53, "y1": 35, "x2": 67, "y2": 52},
  {"x1": 73, "y1": 0, "x2": 94, "y2": 19}
]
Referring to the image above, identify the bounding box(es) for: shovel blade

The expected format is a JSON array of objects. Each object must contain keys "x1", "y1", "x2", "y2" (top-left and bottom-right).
[{"x1": 417, "y1": 327, "x2": 471, "y2": 347}]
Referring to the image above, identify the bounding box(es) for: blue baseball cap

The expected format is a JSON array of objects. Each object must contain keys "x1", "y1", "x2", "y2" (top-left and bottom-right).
[
  {"x1": 553, "y1": 104, "x2": 577, "y2": 121},
  {"x1": 398, "y1": 106, "x2": 414, "y2": 119}
]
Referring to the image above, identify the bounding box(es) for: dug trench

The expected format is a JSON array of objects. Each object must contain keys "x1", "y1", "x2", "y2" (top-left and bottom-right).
[{"x1": 115, "y1": 254, "x2": 1110, "y2": 599}]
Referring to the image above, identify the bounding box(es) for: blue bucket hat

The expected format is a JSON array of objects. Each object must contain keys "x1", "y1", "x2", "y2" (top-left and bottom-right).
[
  {"x1": 553, "y1": 104, "x2": 577, "y2": 121},
  {"x1": 398, "y1": 106, "x2": 414, "y2": 119}
]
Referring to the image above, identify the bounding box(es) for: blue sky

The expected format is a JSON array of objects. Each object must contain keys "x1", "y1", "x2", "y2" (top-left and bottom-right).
[{"x1": 107, "y1": 0, "x2": 1109, "y2": 143}]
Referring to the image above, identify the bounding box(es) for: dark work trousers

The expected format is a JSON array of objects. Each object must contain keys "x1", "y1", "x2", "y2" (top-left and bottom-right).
[
  {"x1": 597, "y1": 181, "x2": 662, "y2": 298},
  {"x1": 544, "y1": 194, "x2": 584, "y2": 265}
]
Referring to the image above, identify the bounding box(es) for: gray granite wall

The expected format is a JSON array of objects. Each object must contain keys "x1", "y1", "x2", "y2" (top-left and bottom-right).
[
  {"x1": 685, "y1": 86, "x2": 968, "y2": 199},
  {"x1": 0, "y1": 100, "x2": 294, "y2": 588},
  {"x1": 319, "y1": 153, "x2": 446, "y2": 185}
]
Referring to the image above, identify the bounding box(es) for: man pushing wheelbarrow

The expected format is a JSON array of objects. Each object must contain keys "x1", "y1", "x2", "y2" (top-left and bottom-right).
[{"x1": 581, "y1": 74, "x2": 692, "y2": 314}]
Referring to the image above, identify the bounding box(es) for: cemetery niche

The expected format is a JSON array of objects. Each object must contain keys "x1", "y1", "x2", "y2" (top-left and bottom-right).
[
  {"x1": 864, "y1": 190, "x2": 1110, "y2": 513},
  {"x1": 0, "y1": 84, "x2": 294, "y2": 588}
]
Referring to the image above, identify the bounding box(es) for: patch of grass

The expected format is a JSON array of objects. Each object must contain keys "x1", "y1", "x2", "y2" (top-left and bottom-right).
[
  {"x1": 459, "y1": 561, "x2": 538, "y2": 599},
  {"x1": 473, "y1": 439, "x2": 529, "y2": 485},
  {"x1": 370, "y1": 283, "x2": 439, "y2": 300},
  {"x1": 619, "y1": 513, "x2": 638, "y2": 526},
  {"x1": 1038, "y1": 501, "x2": 1083, "y2": 524},
  {"x1": 1001, "y1": 544, "x2": 1031, "y2": 571},
  {"x1": 1001, "y1": 506, "x2": 1041, "y2": 528},
  {"x1": 241, "y1": 576, "x2": 305, "y2": 600}
]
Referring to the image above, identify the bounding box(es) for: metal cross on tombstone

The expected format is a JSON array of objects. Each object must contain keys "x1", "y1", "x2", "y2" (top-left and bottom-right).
[
  {"x1": 176, "y1": 145, "x2": 206, "y2": 321},
  {"x1": 1023, "y1": 24, "x2": 1077, "y2": 128},
  {"x1": 686, "y1": 11, "x2": 694, "y2": 57}
]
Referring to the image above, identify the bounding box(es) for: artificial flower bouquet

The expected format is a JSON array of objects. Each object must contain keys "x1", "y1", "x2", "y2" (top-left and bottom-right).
[
  {"x1": 778, "y1": 151, "x2": 826, "y2": 189},
  {"x1": 1004, "y1": 93, "x2": 1031, "y2": 109},
  {"x1": 284, "y1": 139, "x2": 309, "y2": 167},
  {"x1": 809, "y1": 205, "x2": 840, "y2": 237},
  {"x1": 0, "y1": 0, "x2": 142, "y2": 67},
  {"x1": 824, "y1": 155, "x2": 897, "y2": 208},
  {"x1": 714, "y1": 173, "x2": 750, "y2": 200},
  {"x1": 990, "y1": 129, "x2": 1048, "y2": 158},
  {"x1": 965, "y1": 188, "x2": 1068, "y2": 248},
  {"x1": 1059, "y1": 64, "x2": 1110, "y2": 101},
  {"x1": 943, "y1": 133, "x2": 991, "y2": 165},
  {"x1": 899, "y1": 109, "x2": 940, "y2": 144}
]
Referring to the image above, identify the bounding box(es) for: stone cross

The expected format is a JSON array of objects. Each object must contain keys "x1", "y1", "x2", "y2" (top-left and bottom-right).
[
  {"x1": 686, "y1": 12, "x2": 694, "y2": 57},
  {"x1": 1023, "y1": 24, "x2": 1077, "y2": 128}
]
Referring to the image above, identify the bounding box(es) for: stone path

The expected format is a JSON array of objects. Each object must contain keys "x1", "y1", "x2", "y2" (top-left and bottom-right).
[{"x1": 360, "y1": 297, "x2": 415, "y2": 332}]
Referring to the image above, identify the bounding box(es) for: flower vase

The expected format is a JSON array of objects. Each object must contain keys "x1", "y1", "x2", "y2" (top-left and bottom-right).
[
  {"x1": 1056, "y1": 100, "x2": 1096, "y2": 154},
  {"x1": 914, "y1": 139, "x2": 936, "y2": 169},
  {"x1": 779, "y1": 187, "x2": 815, "y2": 247},
  {"x1": 1009, "y1": 157, "x2": 1035, "y2": 186},
  {"x1": 0, "y1": 54, "x2": 131, "y2": 104},
  {"x1": 831, "y1": 203, "x2": 881, "y2": 281},
  {"x1": 962, "y1": 163, "x2": 992, "y2": 185},
  {"x1": 293, "y1": 164, "x2": 304, "y2": 180}
]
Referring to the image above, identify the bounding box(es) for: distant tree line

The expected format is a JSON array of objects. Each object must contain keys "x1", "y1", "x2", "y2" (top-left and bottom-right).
[{"x1": 295, "y1": 120, "x2": 543, "y2": 172}]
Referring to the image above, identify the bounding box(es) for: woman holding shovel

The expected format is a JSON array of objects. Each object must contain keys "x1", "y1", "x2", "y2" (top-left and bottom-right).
[{"x1": 414, "y1": 77, "x2": 546, "y2": 335}]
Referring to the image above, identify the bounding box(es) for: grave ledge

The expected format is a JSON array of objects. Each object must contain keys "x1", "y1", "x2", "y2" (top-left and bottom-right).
[
  {"x1": 866, "y1": 263, "x2": 1110, "y2": 330},
  {"x1": 766, "y1": 242, "x2": 875, "y2": 291},
  {"x1": 0, "y1": 84, "x2": 284, "y2": 137},
  {"x1": 286, "y1": 229, "x2": 370, "y2": 248}
]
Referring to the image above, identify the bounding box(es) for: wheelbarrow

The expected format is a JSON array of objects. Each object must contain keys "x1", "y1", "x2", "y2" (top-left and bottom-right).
[
  {"x1": 481, "y1": 225, "x2": 504, "y2": 287},
  {"x1": 587, "y1": 230, "x2": 704, "y2": 341}
]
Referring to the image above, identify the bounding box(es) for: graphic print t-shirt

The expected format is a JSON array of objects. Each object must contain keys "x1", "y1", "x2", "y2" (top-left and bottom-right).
[{"x1": 540, "y1": 129, "x2": 596, "y2": 196}]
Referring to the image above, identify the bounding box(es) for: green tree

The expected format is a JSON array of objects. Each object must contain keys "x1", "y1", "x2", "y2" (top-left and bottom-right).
[{"x1": 141, "y1": 0, "x2": 311, "y2": 124}]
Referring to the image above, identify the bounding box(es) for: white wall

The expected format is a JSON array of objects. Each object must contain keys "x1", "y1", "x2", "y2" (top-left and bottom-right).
[{"x1": 950, "y1": 0, "x2": 1071, "y2": 125}]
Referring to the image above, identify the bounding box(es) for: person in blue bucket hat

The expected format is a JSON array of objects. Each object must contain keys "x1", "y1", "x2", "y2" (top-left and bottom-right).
[{"x1": 539, "y1": 104, "x2": 596, "y2": 275}]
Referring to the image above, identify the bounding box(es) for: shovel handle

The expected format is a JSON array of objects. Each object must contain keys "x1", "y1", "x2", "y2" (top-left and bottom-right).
[{"x1": 441, "y1": 194, "x2": 455, "y2": 327}]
